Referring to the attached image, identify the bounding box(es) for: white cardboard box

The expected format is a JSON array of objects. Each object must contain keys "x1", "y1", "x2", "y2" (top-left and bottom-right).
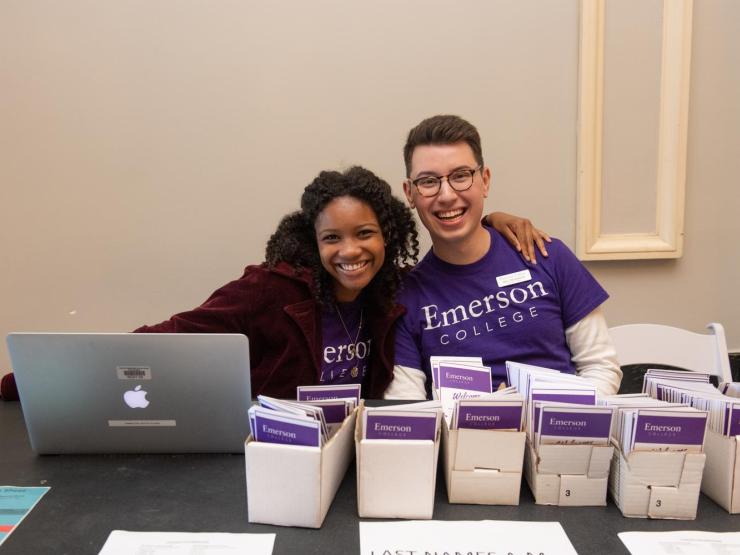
[
  {"x1": 355, "y1": 405, "x2": 440, "y2": 519},
  {"x1": 244, "y1": 408, "x2": 356, "y2": 528},
  {"x1": 701, "y1": 430, "x2": 740, "y2": 513},
  {"x1": 442, "y1": 419, "x2": 525, "y2": 505},
  {"x1": 524, "y1": 439, "x2": 613, "y2": 506},
  {"x1": 609, "y1": 445, "x2": 706, "y2": 519}
]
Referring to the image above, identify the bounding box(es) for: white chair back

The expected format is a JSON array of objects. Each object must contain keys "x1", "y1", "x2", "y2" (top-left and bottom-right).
[{"x1": 608, "y1": 322, "x2": 732, "y2": 384}]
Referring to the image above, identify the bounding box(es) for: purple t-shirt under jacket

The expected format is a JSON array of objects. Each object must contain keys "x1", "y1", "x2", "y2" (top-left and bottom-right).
[{"x1": 320, "y1": 299, "x2": 371, "y2": 385}]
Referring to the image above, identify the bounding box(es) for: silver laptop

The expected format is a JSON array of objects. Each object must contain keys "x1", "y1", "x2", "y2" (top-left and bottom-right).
[{"x1": 6, "y1": 333, "x2": 251, "y2": 454}]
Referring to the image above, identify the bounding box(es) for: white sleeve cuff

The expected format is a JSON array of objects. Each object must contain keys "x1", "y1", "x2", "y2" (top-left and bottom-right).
[
  {"x1": 383, "y1": 365, "x2": 427, "y2": 400},
  {"x1": 565, "y1": 307, "x2": 623, "y2": 397}
]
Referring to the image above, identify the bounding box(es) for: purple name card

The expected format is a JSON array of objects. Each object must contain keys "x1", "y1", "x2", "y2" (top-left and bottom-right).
[
  {"x1": 297, "y1": 385, "x2": 360, "y2": 402},
  {"x1": 315, "y1": 402, "x2": 347, "y2": 424},
  {"x1": 634, "y1": 414, "x2": 707, "y2": 446},
  {"x1": 439, "y1": 364, "x2": 491, "y2": 393},
  {"x1": 654, "y1": 384, "x2": 665, "y2": 401},
  {"x1": 531, "y1": 392, "x2": 596, "y2": 405},
  {"x1": 254, "y1": 413, "x2": 321, "y2": 447},
  {"x1": 725, "y1": 406, "x2": 740, "y2": 436},
  {"x1": 531, "y1": 392, "x2": 595, "y2": 431},
  {"x1": 539, "y1": 410, "x2": 612, "y2": 439},
  {"x1": 457, "y1": 404, "x2": 522, "y2": 430},
  {"x1": 365, "y1": 414, "x2": 437, "y2": 441}
]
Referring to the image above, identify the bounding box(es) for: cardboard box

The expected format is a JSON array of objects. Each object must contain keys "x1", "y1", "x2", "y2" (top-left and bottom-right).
[
  {"x1": 442, "y1": 419, "x2": 525, "y2": 505},
  {"x1": 244, "y1": 408, "x2": 356, "y2": 528},
  {"x1": 524, "y1": 439, "x2": 613, "y2": 506},
  {"x1": 609, "y1": 445, "x2": 706, "y2": 519},
  {"x1": 701, "y1": 430, "x2": 740, "y2": 513},
  {"x1": 355, "y1": 405, "x2": 440, "y2": 519}
]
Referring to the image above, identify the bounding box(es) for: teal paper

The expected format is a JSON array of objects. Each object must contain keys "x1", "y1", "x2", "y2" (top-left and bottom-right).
[{"x1": 0, "y1": 486, "x2": 51, "y2": 546}]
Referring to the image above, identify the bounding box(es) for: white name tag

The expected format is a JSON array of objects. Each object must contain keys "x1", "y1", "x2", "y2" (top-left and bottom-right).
[{"x1": 496, "y1": 269, "x2": 532, "y2": 287}]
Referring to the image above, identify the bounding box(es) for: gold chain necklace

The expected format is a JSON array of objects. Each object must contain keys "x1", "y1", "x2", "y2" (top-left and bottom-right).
[{"x1": 335, "y1": 305, "x2": 364, "y2": 379}]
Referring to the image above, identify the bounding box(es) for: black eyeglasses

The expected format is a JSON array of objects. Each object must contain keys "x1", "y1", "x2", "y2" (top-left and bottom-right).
[{"x1": 409, "y1": 166, "x2": 481, "y2": 197}]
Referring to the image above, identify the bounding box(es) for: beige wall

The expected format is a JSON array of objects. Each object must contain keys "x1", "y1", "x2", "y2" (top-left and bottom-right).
[
  {"x1": 587, "y1": 0, "x2": 740, "y2": 351},
  {"x1": 1, "y1": 0, "x2": 738, "y2": 375}
]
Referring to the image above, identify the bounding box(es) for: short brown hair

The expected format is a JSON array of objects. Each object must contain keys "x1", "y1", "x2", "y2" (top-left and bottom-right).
[{"x1": 403, "y1": 115, "x2": 484, "y2": 177}]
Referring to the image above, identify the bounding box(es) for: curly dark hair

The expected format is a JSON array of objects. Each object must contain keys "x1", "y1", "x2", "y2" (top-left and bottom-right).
[{"x1": 265, "y1": 166, "x2": 419, "y2": 309}]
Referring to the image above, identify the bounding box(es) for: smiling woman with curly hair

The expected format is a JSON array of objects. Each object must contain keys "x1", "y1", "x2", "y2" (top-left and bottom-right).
[
  {"x1": 0, "y1": 166, "x2": 546, "y2": 402},
  {"x1": 266, "y1": 166, "x2": 419, "y2": 311},
  {"x1": 134, "y1": 166, "x2": 421, "y2": 398}
]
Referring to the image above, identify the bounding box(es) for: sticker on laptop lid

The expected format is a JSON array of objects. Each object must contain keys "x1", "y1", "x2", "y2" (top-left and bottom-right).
[
  {"x1": 496, "y1": 269, "x2": 532, "y2": 288},
  {"x1": 117, "y1": 366, "x2": 152, "y2": 380},
  {"x1": 108, "y1": 420, "x2": 176, "y2": 427}
]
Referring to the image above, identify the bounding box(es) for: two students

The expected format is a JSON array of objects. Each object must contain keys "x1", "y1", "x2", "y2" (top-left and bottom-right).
[
  {"x1": 133, "y1": 166, "x2": 546, "y2": 398},
  {"x1": 0, "y1": 165, "x2": 545, "y2": 401},
  {"x1": 2, "y1": 116, "x2": 620, "y2": 402}
]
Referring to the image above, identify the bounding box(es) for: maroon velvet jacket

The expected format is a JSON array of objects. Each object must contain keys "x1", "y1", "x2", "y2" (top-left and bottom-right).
[
  {"x1": 1, "y1": 263, "x2": 403, "y2": 401},
  {"x1": 133, "y1": 262, "x2": 403, "y2": 399}
]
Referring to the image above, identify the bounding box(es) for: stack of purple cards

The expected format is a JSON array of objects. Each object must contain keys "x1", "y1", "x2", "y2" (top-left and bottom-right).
[
  {"x1": 643, "y1": 369, "x2": 712, "y2": 399},
  {"x1": 249, "y1": 393, "x2": 355, "y2": 448},
  {"x1": 625, "y1": 408, "x2": 708, "y2": 454},
  {"x1": 296, "y1": 384, "x2": 359, "y2": 434},
  {"x1": 536, "y1": 404, "x2": 613, "y2": 446},
  {"x1": 527, "y1": 386, "x2": 597, "y2": 442},
  {"x1": 640, "y1": 370, "x2": 740, "y2": 439},
  {"x1": 504, "y1": 360, "x2": 604, "y2": 449},
  {"x1": 297, "y1": 384, "x2": 361, "y2": 403},
  {"x1": 430, "y1": 356, "x2": 484, "y2": 397},
  {"x1": 601, "y1": 395, "x2": 708, "y2": 455},
  {"x1": 452, "y1": 396, "x2": 524, "y2": 431},
  {"x1": 599, "y1": 394, "x2": 683, "y2": 442},
  {"x1": 249, "y1": 406, "x2": 323, "y2": 447},
  {"x1": 430, "y1": 356, "x2": 497, "y2": 426},
  {"x1": 361, "y1": 401, "x2": 442, "y2": 441}
]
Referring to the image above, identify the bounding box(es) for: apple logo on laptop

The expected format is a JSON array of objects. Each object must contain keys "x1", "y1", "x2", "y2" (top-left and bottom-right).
[{"x1": 123, "y1": 385, "x2": 150, "y2": 408}]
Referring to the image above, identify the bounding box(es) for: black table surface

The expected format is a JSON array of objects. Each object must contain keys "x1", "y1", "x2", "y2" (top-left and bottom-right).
[{"x1": 1, "y1": 401, "x2": 738, "y2": 554}]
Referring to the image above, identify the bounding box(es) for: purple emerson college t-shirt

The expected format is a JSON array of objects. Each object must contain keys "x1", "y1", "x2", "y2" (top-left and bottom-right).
[
  {"x1": 320, "y1": 299, "x2": 371, "y2": 385},
  {"x1": 394, "y1": 227, "x2": 608, "y2": 394}
]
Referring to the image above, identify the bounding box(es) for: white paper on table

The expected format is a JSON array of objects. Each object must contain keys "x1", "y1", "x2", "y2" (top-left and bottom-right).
[
  {"x1": 619, "y1": 531, "x2": 740, "y2": 554},
  {"x1": 360, "y1": 520, "x2": 577, "y2": 555},
  {"x1": 98, "y1": 531, "x2": 275, "y2": 555}
]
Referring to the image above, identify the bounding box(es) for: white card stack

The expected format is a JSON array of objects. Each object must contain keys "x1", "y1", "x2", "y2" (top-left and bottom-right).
[
  {"x1": 248, "y1": 395, "x2": 355, "y2": 447},
  {"x1": 430, "y1": 356, "x2": 524, "y2": 432},
  {"x1": 361, "y1": 400, "x2": 442, "y2": 441},
  {"x1": 642, "y1": 369, "x2": 740, "y2": 439},
  {"x1": 505, "y1": 361, "x2": 610, "y2": 449},
  {"x1": 600, "y1": 393, "x2": 708, "y2": 456}
]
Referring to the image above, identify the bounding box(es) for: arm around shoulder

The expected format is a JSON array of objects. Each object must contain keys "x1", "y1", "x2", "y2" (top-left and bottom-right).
[{"x1": 565, "y1": 307, "x2": 622, "y2": 397}]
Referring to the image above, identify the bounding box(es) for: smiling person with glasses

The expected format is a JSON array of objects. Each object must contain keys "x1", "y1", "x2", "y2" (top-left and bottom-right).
[{"x1": 386, "y1": 115, "x2": 622, "y2": 399}]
